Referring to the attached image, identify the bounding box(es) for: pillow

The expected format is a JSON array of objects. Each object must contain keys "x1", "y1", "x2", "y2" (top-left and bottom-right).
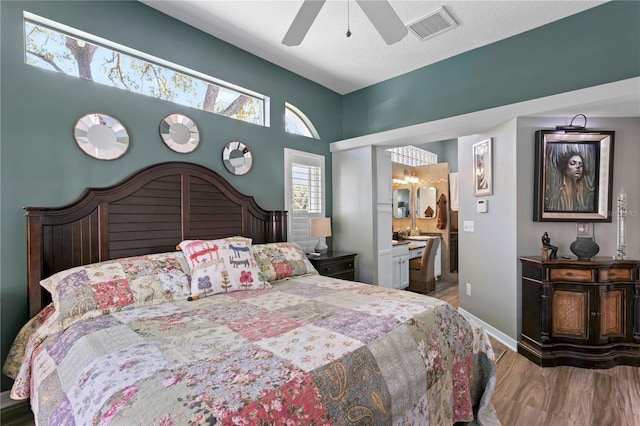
[
  {"x1": 251, "y1": 242, "x2": 318, "y2": 282},
  {"x1": 179, "y1": 237, "x2": 270, "y2": 298},
  {"x1": 39, "y1": 252, "x2": 191, "y2": 329}
]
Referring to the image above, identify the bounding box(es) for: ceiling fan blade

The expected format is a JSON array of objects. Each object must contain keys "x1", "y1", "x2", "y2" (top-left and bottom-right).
[
  {"x1": 282, "y1": 0, "x2": 327, "y2": 46},
  {"x1": 356, "y1": 0, "x2": 408, "y2": 45}
]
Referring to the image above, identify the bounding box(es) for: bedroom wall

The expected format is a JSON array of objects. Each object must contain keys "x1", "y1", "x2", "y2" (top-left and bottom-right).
[
  {"x1": 458, "y1": 120, "x2": 519, "y2": 342},
  {"x1": 342, "y1": 1, "x2": 640, "y2": 139},
  {"x1": 514, "y1": 116, "x2": 640, "y2": 343},
  {"x1": 515, "y1": 116, "x2": 640, "y2": 260},
  {"x1": 457, "y1": 116, "x2": 640, "y2": 346},
  {"x1": 0, "y1": 0, "x2": 342, "y2": 391}
]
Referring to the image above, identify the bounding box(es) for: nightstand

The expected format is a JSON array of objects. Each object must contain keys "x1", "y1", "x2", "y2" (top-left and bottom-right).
[{"x1": 308, "y1": 251, "x2": 357, "y2": 281}]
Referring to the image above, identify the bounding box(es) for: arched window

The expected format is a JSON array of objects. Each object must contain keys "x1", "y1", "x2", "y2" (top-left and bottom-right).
[{"x1": 285, "y1": 103, "x2": 320, "y2": 139}]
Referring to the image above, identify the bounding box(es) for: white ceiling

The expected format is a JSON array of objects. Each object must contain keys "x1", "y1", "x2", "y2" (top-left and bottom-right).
[{"x1": 142, "y1": 0, "x2": 638, "y2": 117}]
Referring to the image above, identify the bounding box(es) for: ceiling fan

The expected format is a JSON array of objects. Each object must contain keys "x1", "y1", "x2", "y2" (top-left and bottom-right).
[{"x1": 282, "y1": 0, "x2": 408, "y2": 46}]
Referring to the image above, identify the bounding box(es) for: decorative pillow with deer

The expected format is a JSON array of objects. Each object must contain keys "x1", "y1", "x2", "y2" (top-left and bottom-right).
[
  {"x1": 179, "y1": 237, "x2": 270, "y2": 298},
  {"x1": 39, "y1": 252, "x2": 192, "y2": 329}
]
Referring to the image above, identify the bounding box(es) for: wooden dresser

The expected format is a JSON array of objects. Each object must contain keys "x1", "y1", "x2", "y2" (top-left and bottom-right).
[
  {"x1": 308, "y1": 251, "x2": 357, "y2": 281},
  {"x1": 519, "y1": 256, "x2": 640, "y2": 368}
]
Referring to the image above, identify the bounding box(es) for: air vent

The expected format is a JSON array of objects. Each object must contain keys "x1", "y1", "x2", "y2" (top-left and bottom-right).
[{"x1": 407, "y1": 6, "x2": 458, "y2": 41}]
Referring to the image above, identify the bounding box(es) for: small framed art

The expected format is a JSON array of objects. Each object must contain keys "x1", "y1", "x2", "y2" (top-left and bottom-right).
[{"x1": 472, "y1": 138, "x2": 492, "y2": 197}]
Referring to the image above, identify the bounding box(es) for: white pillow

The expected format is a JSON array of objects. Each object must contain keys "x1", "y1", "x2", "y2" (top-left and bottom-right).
[{"x1": 179, "y1": 237, "x2": 270, "y2": 298}]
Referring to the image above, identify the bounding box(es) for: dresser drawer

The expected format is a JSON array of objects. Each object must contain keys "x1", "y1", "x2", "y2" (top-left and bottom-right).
[
  {"x1": 308, "y1": 252, "x2": 357, "y2": 281},
  {"x1": 328, "y1": 270, "x2": 356, "y2": 281},
  {"x1": 409, "y1": 248, "x2": 424, "y2": 259},
  {"x1": 315, "y1": 258, "x2": 354, "y2": 276},
  {"x1": 549, "y1": 268, "x2": 594, "y2": 282},
  {"x1": 598, "y1": 268, "x2": 632, "y2": 282}
]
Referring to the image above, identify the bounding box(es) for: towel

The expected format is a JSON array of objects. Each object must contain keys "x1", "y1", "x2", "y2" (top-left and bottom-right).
[
  {"x1": 437, "y1": 194, "x2": 447, "y2": 229},
  {"x1": 449, "y1": 172, "x2": 459, "y2": 211}
]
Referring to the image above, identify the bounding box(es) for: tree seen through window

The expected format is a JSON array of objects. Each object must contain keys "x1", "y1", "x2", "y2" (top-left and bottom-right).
[{"x1": 24, "y1": 18, "x2": 265, "y2": 125}]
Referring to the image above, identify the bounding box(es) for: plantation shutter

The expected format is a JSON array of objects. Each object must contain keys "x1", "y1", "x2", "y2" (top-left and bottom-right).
[{"x1": 284, "y1": 149, "x2": 325, "y2": 253}]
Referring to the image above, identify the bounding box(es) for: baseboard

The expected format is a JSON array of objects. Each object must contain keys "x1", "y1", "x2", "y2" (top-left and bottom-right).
[{"x1": 458, "y1": 307, "x2": 518, "y2": 352}]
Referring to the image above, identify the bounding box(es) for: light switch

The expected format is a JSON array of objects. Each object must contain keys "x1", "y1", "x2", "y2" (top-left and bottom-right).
[{"x1": 463, "y1": 220, "x2": 474, "y2": 232}]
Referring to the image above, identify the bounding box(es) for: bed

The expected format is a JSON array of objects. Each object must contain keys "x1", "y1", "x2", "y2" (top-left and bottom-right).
[{"x1": 3, "y1": 162, "x2": 500, "y2": 425}]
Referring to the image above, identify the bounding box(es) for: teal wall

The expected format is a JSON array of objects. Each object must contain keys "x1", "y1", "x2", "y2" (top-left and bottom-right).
[
  {"x1": 342, "y1": 1, "x2": 640, "y2": 138},
  {"x1": 0, "y1": 0, "x2": 342, "y2": 390}
]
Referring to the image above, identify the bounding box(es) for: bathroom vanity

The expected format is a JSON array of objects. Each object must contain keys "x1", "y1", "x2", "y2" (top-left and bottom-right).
[
  {"x1": 390, "y1": 236, "x2": 441, "y2": 290},
  {"x1": 332, "y1": 148, "x2": 450, "y2": 288}
]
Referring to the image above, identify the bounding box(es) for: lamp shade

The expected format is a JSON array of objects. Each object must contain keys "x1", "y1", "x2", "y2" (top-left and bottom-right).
[{"x1": 310, "y1": 218, "x2": 332, "y2": 237}]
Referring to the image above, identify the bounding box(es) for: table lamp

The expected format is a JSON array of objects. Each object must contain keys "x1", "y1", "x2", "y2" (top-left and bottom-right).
[{"x1": 310, "y1": 217, "x2": 331, "y2": 254}]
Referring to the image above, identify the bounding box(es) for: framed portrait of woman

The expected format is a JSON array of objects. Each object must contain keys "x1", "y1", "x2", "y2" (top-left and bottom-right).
[{"x1": 533, "y1": 130, "x2": 615, "y2": 222}]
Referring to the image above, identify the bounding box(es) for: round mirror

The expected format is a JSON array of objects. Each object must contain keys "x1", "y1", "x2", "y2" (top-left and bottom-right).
[
  {"x1": 74, "y1": 113, "x2": 129, "y2": 160},
  {"x1": 160, "y1": 113, "x2": 199, "y2": 153},
  {"x1": 393, "y1": 188, "x2": 411, "y2": 218},
  {"x1": 417, "y1": 187, "x2": 437, "y2": 218},
  {"x1": 222, "y1": 141, "x2": 252, "y2": 175}
]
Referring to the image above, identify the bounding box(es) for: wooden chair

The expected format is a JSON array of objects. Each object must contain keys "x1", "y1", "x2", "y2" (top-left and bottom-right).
[{"x1": 408, "y1": 238, "x2": 440, "y2": 294}]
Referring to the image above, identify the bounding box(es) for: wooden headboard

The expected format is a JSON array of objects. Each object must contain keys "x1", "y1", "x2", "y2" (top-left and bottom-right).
[{"x1": 25, "y1": 161, "x2": 287, "y2": 318}]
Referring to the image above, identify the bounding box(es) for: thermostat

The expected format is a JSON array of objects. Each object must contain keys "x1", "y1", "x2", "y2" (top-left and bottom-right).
[{"x1": 476, "y1": 199, "x2": 488, "y2": 213}]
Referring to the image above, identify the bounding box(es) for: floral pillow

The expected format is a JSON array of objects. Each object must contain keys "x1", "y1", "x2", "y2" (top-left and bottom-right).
[
  {"x1": 251, "y1": 242, "x2": 318, "y2": 282},
  {"x1": 39, "y1": 252, "x2": 191, "y2": 329},
  {"x1": 179, "y1": 236, "x2": 270, "y2": 298}
]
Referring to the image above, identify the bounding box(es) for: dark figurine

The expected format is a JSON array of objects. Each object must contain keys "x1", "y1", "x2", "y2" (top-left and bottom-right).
[{"x1": 541, "y1": 232, "x2": 558, "y2": 260}]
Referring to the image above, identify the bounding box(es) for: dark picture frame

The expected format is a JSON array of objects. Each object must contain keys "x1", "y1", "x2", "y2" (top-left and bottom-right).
[{"x1": 533, "y1": 130, "x2": 615, "y2": 222}]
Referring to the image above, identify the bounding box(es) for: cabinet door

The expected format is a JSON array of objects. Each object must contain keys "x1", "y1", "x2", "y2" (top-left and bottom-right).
[
  {"x1": 390, "y1": 253, "x2": 409, "y2": 290},
  {"x1": 391, "y1": 255, "x2": 401, "y2": 289},
  {"x1": 550, "y1": 284, "x2": 591, "y2": 343},
  {"x1": 399, "y1": 254, "x2": 409, "y2": 289},
  {"x1": 635, "y1": 284, "x2": 640, "y2": 342},
  {"x1": 596, "y1": 284, "x2": 633, "y2": 344}
]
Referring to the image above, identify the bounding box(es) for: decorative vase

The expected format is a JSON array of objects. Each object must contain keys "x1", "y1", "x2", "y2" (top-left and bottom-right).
[{"x1": 570, "y1": 237, "x2": 600, "y2": 261}]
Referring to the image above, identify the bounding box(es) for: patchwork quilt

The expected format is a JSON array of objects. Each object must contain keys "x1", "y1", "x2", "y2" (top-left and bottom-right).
[{"x1": 5, "y1": 274, "x2": 499, "y2": 425}]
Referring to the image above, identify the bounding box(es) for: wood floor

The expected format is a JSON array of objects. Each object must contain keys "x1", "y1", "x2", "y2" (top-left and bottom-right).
[{"x1": 430, "y1": 279, "x2": 640, "y2": 426}]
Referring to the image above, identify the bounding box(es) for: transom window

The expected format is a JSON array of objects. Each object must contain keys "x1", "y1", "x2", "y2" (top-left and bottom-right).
[
  {"x1": 387, "y1": 146, "x2": 438, "y2": 166},
  {"x1": 285, "y1": 103, "x2": 319, "y2": 139},
  {"x1": 23, "y1": 12, "x2": 268, "y2": 126}
]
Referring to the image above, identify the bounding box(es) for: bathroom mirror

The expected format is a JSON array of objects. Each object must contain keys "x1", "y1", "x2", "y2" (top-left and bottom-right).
[
  {"x1": 416, "y1": 187, "x2": 437, "y2": 219},
  {"x1": 393, "y1": 188, "x2": 411, "y2": 218}
]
